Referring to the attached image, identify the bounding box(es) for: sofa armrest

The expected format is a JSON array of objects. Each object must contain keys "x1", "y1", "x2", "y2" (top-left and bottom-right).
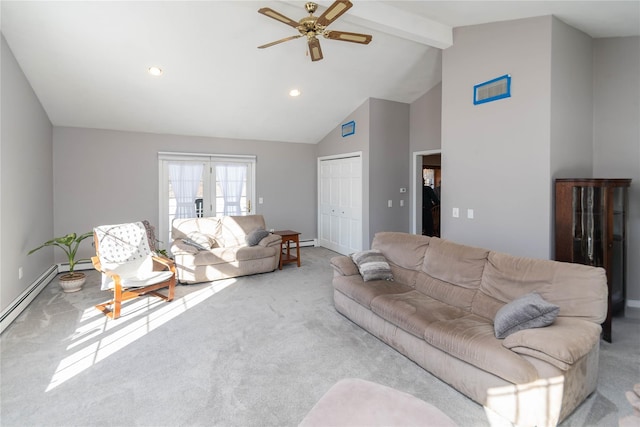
[
  {"x1": 330, "y1": 255, "x2": 360, "y2": 277},
  {"x1": 258, "y1": 233, "x2": 282, "y2": 248},
  {"x1": 502, "y1": 317, "x2": 601, "y2": 370}
]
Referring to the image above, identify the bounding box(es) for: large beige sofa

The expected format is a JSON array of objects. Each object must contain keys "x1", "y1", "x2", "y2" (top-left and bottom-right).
[
  {"x1": 330, "y1": 232, "x2": 608, "y2": 427},
  {"x1": 170, "y1": 215, "x2": 281, "y2": 284}
]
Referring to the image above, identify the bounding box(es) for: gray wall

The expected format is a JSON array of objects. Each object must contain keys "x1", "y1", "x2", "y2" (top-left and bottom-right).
[
  {"x1": 593, "y1": 36, "x2": 640, "y2": 305},
  {"x1": 317, "y1": 98, "x2": 411, "y2": 248},
  {"x1": 442, "y1": 16, "x2": 554, "y2": 258},
  {"x1": 550, "y1": 18, "x2": 594, "y2": 182},
  {"x1": 369, "y1": 98, "x2": 410, "y2": 235},
  {"x1": 409, "y1": 83, "x2": 442, "y2": 234},
  {"x1": 53, "y1": 127, "x2": 318, "y2": 262},
  {"x1": 316, "y1": 99, "x2": 372, "y2": 248},
  {"x1": 1, "y1": 35, "x2": 54, "y2": 313}
]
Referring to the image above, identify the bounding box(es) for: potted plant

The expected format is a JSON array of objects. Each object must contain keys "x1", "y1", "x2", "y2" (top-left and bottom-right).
[{"x1": 29, "y1": 231, "x2": 93, "y2": 292}]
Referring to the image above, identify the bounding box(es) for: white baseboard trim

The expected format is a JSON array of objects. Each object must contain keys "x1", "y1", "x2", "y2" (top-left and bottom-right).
[
  {"x1": 627, "y1": 299, "x2": 640, "y2": 309},
  {"x1": 56, "y1": 260, "x2": 94, "y2": 273},
  {"x1": 0, "y1": 265, "x2": 58, "y2": 334},
  {"x1": 299, "y1": 239, "x2": 318, "y2": 247}
]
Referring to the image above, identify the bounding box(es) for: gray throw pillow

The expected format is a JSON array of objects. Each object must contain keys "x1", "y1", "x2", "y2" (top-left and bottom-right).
[
  {"x1": 351, "y1": 250, "x2": 394, "y2": 282},
  {"x1": 246, "y1": 228, "x2": 270, "y2": 246},
  {"x1": 494, "y1": 292, "x2": 560, "y2": 339}
]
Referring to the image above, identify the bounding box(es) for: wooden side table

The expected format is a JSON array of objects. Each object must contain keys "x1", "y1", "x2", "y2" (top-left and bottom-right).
[{"x1": 273, "y1": 230, "x2": 301, "y2": 269}]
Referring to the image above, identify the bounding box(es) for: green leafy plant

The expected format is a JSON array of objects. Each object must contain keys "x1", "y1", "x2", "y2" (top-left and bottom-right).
[{"x1": 28, "y1": 232, "x2": 93, "y2": 277}]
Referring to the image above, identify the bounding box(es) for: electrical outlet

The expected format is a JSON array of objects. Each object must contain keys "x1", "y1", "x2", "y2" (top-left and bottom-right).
[
  {"x1": 388, "y1": 200, "x2": 393, "y2": 208},
  {"x1": 467, "y1": 209, "x2": 474, "y2": 219},
  {"x1": 259, "y1": 197, "x2": 264, "y2": 204}
]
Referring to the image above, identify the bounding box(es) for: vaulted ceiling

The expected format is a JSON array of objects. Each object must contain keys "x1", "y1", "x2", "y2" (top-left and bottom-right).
[{"x1": 2, "y1": 1, "x2": 638, "y2": 144}]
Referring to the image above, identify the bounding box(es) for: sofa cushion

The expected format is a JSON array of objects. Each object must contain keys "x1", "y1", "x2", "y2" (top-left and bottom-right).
[
  {"x1": 246, "y1": 228, "x2": 270, "y2": 246},
  {"x1": 423, "y1": 314, "x2": 539, "y2": 384},
  {"x1": 478, "y1": 251, "x2": 607, "y2": 323},
  {"x1": 351, "y1": 250, "x2": 394, "y2": 282},
  {"x1": 218, "y1": 215, "x2": 267, "y2": 247},
  {"x1": 372, "y1": 232, "x2": 431, "y2": 271},
  {"x1": 414, "y1": 272, "x2": 477, "y2": 311},
  {"x1": 422, "y1": 238, "x2": 489, "y2": 289},
  {"x1": 182, "y1": 238, "x2": 209, "y2": 251},
  {"x1": 187, "y1": 231, "x2": 215, "y2": 249},
  {"x1": 191, "y1": 245, "x2": 275, "y2": 266},
  {"x1": 333, "y1": 275, "x2": 413, "y2": 308},
  {"x1": 370, "y1": 291, "x2": 467, "y2": 338},
  {"x1": 494, "y1": 292, "x2": 559, "y2": 339},
  {"x1": 172, "y1": 217, "x2": 220, "y2": 241}
]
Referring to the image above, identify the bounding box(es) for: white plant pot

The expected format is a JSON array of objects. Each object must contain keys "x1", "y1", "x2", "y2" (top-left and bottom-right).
[{"x1": 59, "y1": 272, "x2": 86, "y2": 293}]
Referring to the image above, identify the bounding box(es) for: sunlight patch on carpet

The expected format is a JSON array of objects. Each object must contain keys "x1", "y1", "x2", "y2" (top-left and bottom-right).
[{"x1": 45, "y1": 279, "x2": 237, "y2": 392}]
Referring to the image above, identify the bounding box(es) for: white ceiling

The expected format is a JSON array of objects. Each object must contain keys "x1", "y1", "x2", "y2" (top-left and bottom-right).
[{"x1": 2, "y1": 1, "x2": 638, "y2": 144}]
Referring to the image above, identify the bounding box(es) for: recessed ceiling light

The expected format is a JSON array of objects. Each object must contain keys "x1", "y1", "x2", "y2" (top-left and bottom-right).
[
  {"x1": 148, "y1": 66, "x2": 163, "y2": 77},
  {"x1": 289, "y1": 89, "x2": 301, "y2": 97}
]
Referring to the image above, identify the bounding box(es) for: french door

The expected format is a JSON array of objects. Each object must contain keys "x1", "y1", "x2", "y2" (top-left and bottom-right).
[
  {"x1": 158, "y1": 153, "x2": 256, "y2": 250},
  {"x1": 318, "y1": 154, "x2": 362, "y2": 255}
]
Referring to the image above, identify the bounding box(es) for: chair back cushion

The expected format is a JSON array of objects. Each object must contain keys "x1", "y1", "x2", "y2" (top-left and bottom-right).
[{"x1": 94, "y1": 222, "x2": 154, "y2": 290}]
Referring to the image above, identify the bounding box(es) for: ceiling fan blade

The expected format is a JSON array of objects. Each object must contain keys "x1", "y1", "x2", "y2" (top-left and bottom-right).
[
  {"x1": 316, "y1": 0, "x2": 352, "y2": 28},
  {"x1": 258, "y1": 35, "x2": 303, "y2": 49},
  {"x1": 258, "y1": 7, "x2": 300, "y2": 29},
  {"x1": 324, "y1": 30, "x2": 372, "y2": 44},
  {"x1": 308, "y1": 37, "x2": 324, "y2": 62}
]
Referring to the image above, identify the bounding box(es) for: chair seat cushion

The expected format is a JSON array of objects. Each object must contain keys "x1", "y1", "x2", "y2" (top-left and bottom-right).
[{"x1": 103, "y1": 270, "x2": 174, "y2": 290}]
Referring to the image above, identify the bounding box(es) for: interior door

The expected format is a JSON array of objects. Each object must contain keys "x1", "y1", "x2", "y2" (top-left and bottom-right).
[{"x1": 319, "y1": 155, "x2": 362, "y2": 255}]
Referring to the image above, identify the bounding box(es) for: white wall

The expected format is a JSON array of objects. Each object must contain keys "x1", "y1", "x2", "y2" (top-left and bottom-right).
[
  {"x1": 593, "y1": 36, "x2": 640, "y2": 306},
  {"x1": 442, "y1": 16, "x2": 553, "y2": 258},
  {"x1": 53, "y1": 127, "x2": 318, "y2": 262},
  {"x1": 1, "y1": 35, "x2": 54, "y2": 313}
]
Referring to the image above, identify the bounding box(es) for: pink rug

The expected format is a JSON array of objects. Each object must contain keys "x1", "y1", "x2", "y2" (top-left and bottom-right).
[{"x1": 299, "y1": 378, "x2": 457, "y2": 426}]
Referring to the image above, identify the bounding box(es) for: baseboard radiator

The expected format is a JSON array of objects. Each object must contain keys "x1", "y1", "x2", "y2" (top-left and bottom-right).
[
  {"x1": 0, "y1": 261, "x2": 94, "y2": 334},
  {"x1": 0, "y1": 265, "x2": 58, "y2": 334}
]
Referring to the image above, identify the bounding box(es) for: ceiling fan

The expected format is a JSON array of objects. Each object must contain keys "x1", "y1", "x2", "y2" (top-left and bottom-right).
[{"x1": 257, "y1": 1, "x2": 372, "y2": 62}]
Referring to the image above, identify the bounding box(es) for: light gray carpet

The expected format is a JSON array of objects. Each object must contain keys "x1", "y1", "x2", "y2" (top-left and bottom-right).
[{"x1": 1, "y1": 247, "x2": 638, "y2": 426}]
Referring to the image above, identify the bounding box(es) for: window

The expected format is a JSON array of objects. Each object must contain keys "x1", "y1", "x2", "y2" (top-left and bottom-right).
[{"x1": 158, "y1": 153, "x2": 256, "y2": 250}]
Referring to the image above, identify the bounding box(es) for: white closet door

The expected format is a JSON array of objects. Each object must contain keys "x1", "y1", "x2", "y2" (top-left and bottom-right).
[{"x1": 319, "y1": 155, "x2": 362, "y2": 255}]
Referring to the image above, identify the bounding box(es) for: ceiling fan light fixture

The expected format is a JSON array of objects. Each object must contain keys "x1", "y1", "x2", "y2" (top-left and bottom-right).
[{"x1": 147, "y1": 66, "x2": 163, "y2": 77}]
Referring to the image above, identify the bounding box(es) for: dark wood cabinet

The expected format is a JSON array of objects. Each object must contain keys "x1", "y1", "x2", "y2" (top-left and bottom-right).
[{"x1": 555, "y1": 178, "x2": 631, "y2": 342}]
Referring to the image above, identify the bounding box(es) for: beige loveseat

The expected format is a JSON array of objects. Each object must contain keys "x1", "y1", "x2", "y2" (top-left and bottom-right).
[
  {"x1": 170, "y1": 215, "x2": 282, "y2": 284},
  {"x1": 330, "y1": 232, "x2": 608, "y2": 427}
]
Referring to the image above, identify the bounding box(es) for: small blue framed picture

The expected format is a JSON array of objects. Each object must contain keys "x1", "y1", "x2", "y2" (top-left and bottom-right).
[
  {"x1": 342, "y1": 120, "x2": 355, "y2": 137},
  {"x1": 474, "y1": 74, "x2": 511, "y2": 105}
]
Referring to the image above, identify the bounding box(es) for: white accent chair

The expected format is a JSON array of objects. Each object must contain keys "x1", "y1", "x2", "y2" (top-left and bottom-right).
[{"x1": 92, "y1": 222, "x2": 176, "y2": 319}]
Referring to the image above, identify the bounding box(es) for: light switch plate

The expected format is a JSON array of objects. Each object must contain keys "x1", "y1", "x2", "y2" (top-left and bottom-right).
[{"x1": 453, "y1": 208, "x2": 459, "y2": 218}]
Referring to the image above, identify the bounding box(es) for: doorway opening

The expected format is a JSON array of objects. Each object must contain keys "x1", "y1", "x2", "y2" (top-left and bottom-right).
[{"x1": 411, "y1": 150, "x2": 442, "y2": 236}]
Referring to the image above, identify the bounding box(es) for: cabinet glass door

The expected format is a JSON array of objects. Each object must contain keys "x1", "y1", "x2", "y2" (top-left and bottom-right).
[{"x1": 571, "y1": 186, "x2": 605, "y2": 266}]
